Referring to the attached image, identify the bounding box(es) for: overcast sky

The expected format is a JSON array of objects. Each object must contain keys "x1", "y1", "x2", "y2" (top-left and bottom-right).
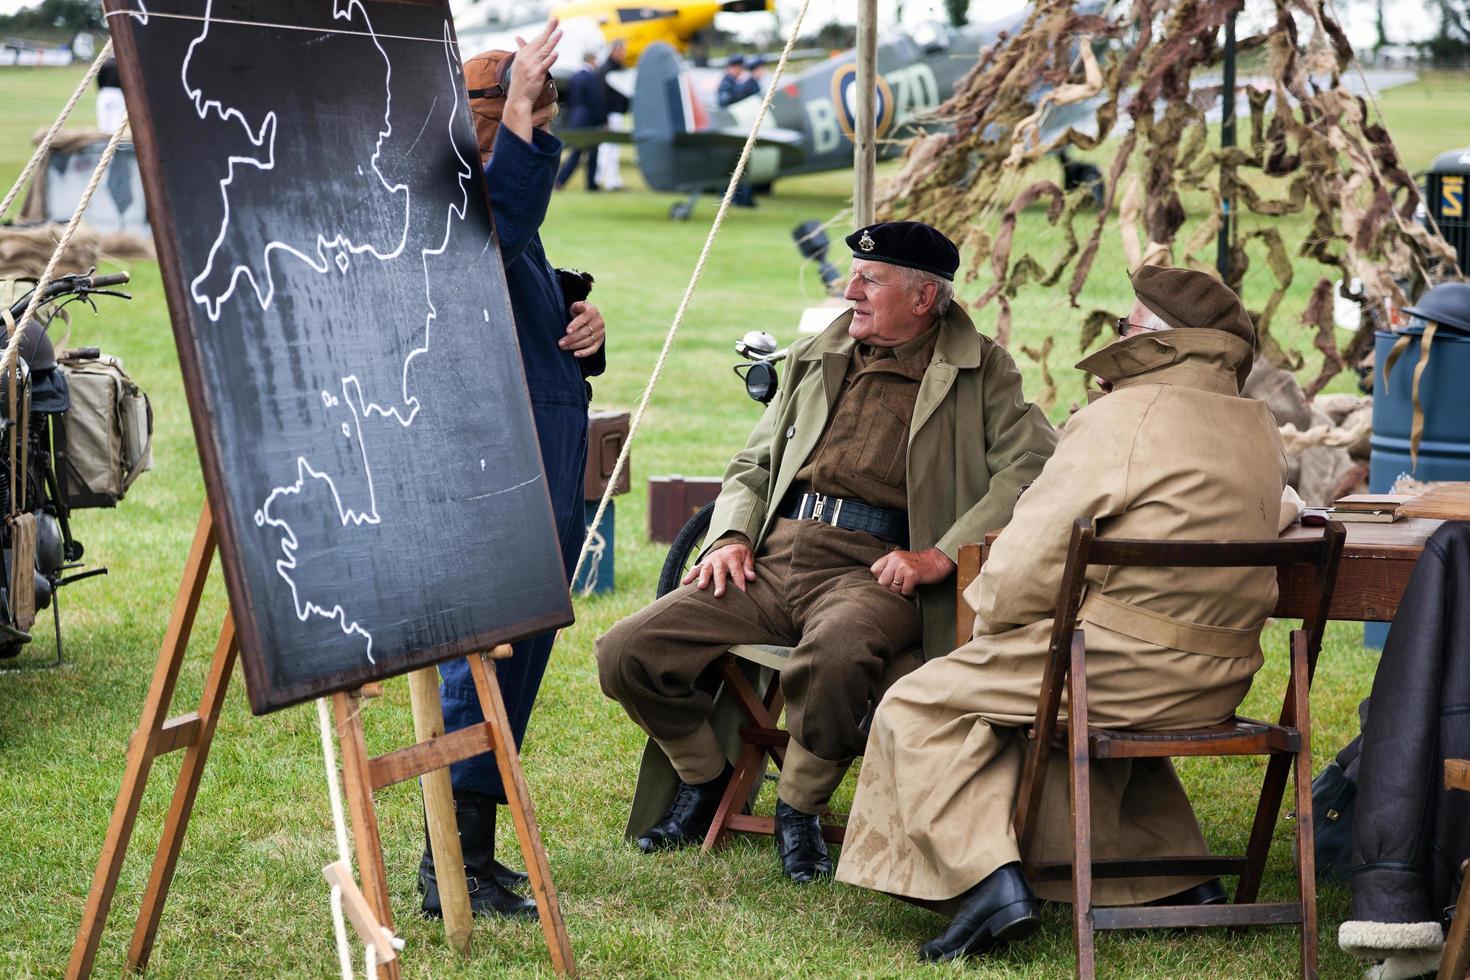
[{"x1": 0, "y1": 0, "x2": 1438, "y2": 50}]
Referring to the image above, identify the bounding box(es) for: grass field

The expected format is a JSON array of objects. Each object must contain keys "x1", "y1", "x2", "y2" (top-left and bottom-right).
[{"x1": 0, "y1": 64, "x2": 1461, "y2": 978}]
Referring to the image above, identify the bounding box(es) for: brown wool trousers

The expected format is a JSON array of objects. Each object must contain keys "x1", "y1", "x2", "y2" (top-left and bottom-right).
[{"x1": 597, "y1": 517, "x2": 921, "y2": 814}]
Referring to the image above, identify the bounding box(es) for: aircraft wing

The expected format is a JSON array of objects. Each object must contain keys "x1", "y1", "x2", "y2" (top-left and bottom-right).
[
  {"x1": 670, "y1": 127, "x2": 806, "y2": 166},
  {"x1": 558, "y1": 127, "x2": 637, "y2": 149}
]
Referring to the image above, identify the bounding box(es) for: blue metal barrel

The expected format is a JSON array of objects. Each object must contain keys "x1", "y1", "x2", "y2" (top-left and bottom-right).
[
  {"x1": 1369, "y1": 325, "x2": 1470, "y2": 490},
  {"x1": 1365, "y1": 325, "x2": 1470, "y2": 647}
]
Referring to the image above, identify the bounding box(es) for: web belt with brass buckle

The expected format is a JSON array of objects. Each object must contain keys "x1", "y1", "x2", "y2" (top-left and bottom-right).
[{"x1": 779, "y1": 491, "x2": 908, "y2": 548}]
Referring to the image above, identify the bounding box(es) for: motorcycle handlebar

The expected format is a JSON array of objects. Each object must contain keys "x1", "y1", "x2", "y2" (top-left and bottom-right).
[{"x1": 6, "y1": 271, "x2": 132, "y2": 322}]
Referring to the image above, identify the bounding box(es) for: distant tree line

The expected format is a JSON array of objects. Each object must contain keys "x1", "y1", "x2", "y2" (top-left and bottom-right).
[
  {"x1": 0, "y1": 0, "x2": 105, "y2": 42},
  {"x1": 1424, "y1": 0, "x2": 1470, "y2": 62}
]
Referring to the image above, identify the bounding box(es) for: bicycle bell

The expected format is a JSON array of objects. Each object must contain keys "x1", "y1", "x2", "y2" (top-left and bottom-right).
[{"x1": 735, "y1": 330, "x2": 779, "y2": 359}]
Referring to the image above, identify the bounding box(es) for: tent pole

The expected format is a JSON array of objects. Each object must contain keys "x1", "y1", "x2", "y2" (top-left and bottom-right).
[{"x1": 854, "y1": 0, "x2": 878, "y2": 226}]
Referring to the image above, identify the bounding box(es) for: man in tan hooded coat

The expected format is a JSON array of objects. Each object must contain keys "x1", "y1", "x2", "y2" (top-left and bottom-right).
[{"x1": 837, "y1": 265, "x2": 1292, "y2": 963}]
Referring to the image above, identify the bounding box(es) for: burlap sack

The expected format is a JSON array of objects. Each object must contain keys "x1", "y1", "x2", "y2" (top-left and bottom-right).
[{"x1": 0, "y1": 224, "x2": 101, "y2": 280}]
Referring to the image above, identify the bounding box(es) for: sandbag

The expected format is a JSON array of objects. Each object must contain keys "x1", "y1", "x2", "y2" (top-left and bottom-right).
[
  {"x1": 56, "y1": 350, "x2": 151, "y2": 508},
  {"x1": 0, "y1": 223, "x2": 101, "y2": 280}
]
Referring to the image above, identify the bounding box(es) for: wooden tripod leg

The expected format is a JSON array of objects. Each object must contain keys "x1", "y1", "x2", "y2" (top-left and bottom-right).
[
  {"x1": 407, "y1": 667, "x2": 473, "y2": 955},
  {"x1": 128, "y1": 613, "x2": 239, "y2": 972},
  {"x1": 468, "y1": 649, "x2": 576, "y2": 977},
  {"x1": 334, "y1": 690, "x2": 402, "y2": 980},
  {"x1": 68, "y1": 507, "x2": 217, "y2": 980}
]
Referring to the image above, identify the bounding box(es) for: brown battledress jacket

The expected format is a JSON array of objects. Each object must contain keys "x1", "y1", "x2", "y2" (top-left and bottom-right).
[
  {"x1": 706, "y1": 304, "x2": 1057, "y2": 660},
  {"x1": 837, "y1": 329, "x2": 1290, "y2": 904}
]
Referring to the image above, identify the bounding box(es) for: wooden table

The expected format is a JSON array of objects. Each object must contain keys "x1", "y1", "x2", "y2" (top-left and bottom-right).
[
  {"x1": 956, "y1": 518, "x2": 1443, "y2": 645},
  {"x1": 1276, "y1": 518, "x2": 1440, "y2": 621}
]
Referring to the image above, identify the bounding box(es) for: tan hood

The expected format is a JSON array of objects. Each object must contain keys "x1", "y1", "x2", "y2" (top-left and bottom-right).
[{"x1": 1075, "y1": 328, "x2": 1254, "y2": 394}]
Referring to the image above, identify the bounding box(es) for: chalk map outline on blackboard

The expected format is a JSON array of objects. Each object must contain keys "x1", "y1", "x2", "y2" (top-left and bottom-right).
[{"x1": 121, "y1": 0, "x2": 546, "y2": 667}]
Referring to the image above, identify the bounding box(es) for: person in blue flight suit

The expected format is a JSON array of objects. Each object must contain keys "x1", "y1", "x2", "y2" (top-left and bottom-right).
[
  {"x1": 737, "y1": 53, "x2": 766, "y2": 100},
  {"x1": 716, "y1": 55, "x2": 746, "y2": 108},
  {"x1": 718, "y1": 55, "x2": 758, "y2": 207},
  {"x1": 420, "y1": 20, "x2": 607, "y2": 921},
  {"x1": 554, "y1": 50, "x2": 610, "y2": 190}
]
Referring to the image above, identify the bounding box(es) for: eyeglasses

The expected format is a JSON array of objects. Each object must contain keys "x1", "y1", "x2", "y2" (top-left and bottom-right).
[{"x1": 1114, "y1": 317, "x2": 1171, "y2": 338}]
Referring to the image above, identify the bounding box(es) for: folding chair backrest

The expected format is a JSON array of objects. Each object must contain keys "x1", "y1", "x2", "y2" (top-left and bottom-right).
[{"x1": 1048, "y1": 518, "x2": 1346, "y2": 682}]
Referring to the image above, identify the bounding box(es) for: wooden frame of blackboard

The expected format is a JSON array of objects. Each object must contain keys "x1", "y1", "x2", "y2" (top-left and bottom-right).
[
  {"x1": 68, "y1": 508, "x2": 577, "y2": 977},
  {"x1": 104, "y1": 0, "x2": 574, "y2": 713}
]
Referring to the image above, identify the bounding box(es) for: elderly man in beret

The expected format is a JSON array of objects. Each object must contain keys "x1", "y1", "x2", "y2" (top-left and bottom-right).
[
  {"x1": 836, "y1": 264, "x2": 1293, "y2": 960},
  {"x1": 597, "y1": 221, "x2": 1057, "y2": 883}
]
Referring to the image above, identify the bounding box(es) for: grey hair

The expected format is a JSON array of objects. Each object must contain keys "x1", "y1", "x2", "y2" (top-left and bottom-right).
[
  {"x1": 1136, "y1": 305, "x2": 1172, "y2": 332},
  {"x1": 901, "y1": 266, "x2": 954, "y2": 318}
]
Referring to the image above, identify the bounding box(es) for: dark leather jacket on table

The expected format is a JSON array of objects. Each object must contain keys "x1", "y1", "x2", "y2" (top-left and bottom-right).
[{"x1": 1340, "y1": 521, "x2": 1470, "y2": 960}]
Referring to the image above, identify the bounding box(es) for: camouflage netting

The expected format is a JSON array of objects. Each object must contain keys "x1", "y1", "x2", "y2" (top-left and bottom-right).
[{"x1": 878, "y1": 0, "x2": 1460, "y2": 399}]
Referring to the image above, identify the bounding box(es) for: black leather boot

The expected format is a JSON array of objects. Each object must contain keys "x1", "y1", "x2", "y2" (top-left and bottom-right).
[
  {"x1": 418, "y1": 791, "x2": 537, "y2": 920},
  {"x1": 635, "y1": 763, "x2": 733, "y2": 853},
  {"x1": 1150, "y1": 878, "x2": 1227, "y2": 906},
  {"x1": 774, "y1": 799, "x2": 833, "y2": 884},
  {"x1": 919, "y1": 862, "x2": 1040, "y2": 962}
]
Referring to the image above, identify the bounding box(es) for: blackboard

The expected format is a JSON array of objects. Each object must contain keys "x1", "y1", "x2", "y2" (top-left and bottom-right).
[{"x1": 105, "y1": 0, "x2": 574, "y2": 713}]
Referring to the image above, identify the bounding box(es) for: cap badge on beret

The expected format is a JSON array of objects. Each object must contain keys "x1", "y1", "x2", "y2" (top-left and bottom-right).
[{"x1": 858, "y1": 230, "x2": 876, "y2": 252}]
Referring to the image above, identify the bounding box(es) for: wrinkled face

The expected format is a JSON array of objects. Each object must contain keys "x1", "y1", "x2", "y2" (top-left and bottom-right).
[{"x1": 843, "y1": 258, "x2": 935, "y2": 347}]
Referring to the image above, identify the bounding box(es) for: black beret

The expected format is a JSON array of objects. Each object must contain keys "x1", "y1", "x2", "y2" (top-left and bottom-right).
[{"x1": 846, "y1": 221, "x2": 960, "y2": 281}]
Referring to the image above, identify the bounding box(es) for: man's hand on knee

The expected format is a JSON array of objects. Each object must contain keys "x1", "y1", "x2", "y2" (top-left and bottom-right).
[
  {"x1": 870, "y1": 548, "x2": 956, "y2": 597},
  {"x1": 683, "y1": 542, "x2": 757, "y2": 597}
]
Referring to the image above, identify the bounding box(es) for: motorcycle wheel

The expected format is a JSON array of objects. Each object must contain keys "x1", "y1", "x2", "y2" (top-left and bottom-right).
[{"x1": 656, "y1": 502, "x2": 715, "y2": 599}]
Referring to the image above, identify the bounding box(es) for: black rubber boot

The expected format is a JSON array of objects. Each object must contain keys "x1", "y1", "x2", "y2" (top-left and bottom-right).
[{"x1": 418, "y1": 791, "x2": 537, "y2": 920}]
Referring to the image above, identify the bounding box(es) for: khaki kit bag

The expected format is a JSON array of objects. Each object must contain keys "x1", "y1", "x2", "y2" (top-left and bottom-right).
[{"x1": 56, "y1": 350, "x2": 152, "y2": 508}]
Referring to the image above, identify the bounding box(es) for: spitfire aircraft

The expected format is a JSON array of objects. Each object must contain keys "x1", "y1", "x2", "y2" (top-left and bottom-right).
[{"x1": 561, "y1": 15, "x2": 1038, "y2": 219}]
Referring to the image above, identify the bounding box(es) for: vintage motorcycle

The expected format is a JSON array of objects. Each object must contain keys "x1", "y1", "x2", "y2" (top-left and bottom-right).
[{"x1": 0, "y1": 269, "x2": 133, "y2": 663}]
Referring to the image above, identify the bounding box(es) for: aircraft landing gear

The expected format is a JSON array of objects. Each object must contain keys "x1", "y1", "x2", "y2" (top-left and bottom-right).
[{"x1": 667, "y1": 192, "x2": 699, "y2": 221}]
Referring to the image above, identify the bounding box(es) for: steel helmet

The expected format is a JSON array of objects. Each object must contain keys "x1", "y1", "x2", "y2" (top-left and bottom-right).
[{"x1": 1403, "y1": 281, "x2": 1470, "y2": 334}]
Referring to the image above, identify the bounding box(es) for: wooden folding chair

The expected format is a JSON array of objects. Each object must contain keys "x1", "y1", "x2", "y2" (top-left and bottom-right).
[
  {"x1": 1012, "y1": 518, "x2": 1345, "y2": 980},
  {"x1": 1438, "y1": 760, "x2": 1470, "y2": 980},
  {"x1": 702, "y1": 643, "x2": 922, "y2": 853}
]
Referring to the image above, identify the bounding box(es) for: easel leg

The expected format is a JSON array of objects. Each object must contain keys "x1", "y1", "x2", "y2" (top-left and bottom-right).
[
  {"x1": 68, "y1": 508, "x2": 216, "y2": 980},
  {"x1": 468, "y1": 650, "x2": 576, "y2": 977},
  {"x1": 407, "y1": 667, "x2": 473, "y2": 955},
  {"x1": 128, "y1": 613, "x2": 239, "y2": 971},
  {"x1": 334, "y1": 690, "x2": 402, "y2": 980}
]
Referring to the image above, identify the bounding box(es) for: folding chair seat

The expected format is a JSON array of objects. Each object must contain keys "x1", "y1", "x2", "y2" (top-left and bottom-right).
[
  {"x1": 1011, "y1": 518, "x2": 1344, "y2": 979},
  {"x1": 701, "y1": 642, "x2": 923, "y2": 853}
]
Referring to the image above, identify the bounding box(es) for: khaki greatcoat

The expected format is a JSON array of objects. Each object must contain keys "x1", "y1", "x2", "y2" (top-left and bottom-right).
[{"x1": 837, "y1": 329, "x2": 1290, "y2": 904}]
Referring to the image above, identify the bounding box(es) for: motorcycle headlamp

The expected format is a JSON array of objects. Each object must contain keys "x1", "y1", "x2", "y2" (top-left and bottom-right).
[{"x1": 734, "y1": 361, "x2": 779, "y2": 404}]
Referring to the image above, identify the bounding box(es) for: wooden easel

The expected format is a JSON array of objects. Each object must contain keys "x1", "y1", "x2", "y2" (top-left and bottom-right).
[{"x1": 67, "y1": 506, "x2": 576, "y2": 977}]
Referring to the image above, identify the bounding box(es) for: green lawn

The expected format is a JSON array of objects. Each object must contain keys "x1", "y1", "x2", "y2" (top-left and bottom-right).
[{"x1": 0, "y1": 64, "x2": 1461, "y2": 978}]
